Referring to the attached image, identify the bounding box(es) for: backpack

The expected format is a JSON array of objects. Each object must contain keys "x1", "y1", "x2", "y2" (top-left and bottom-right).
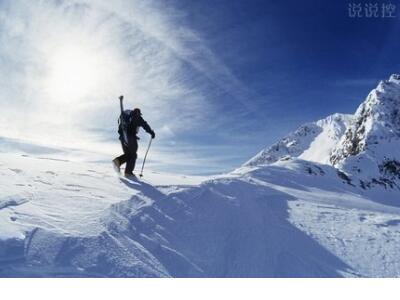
[{"x1": 118, "y1": 110, "x2": 133, "y2": 144}]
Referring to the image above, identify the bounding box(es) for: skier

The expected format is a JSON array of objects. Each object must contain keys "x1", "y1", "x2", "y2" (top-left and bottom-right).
[{"x1": 112, "y1": 107, "x2": 155, "y2": 178}]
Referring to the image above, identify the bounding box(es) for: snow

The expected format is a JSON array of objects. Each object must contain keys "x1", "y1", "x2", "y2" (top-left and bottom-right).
[
  {"x1": 331, "y1": 74, "x2": 400, "y2": 185},
  {"x1": 244, "y1": 113, "x2": 352, "y2": 167},
  {"x1": 0, "y1": 152, "x2": 205, "y2": 238},
  {"x1": 247, "y1": 74, "x2": 400, "y2": 189},
  {"x1": 300, "y1": 114, "x2": 352, "y2": 164},
  {"x1": 1, "y1": 148, "x2": 400, "y2": 277},
  {"x1": 2, "y1": 74, "x2": 400, "y2": 277}
]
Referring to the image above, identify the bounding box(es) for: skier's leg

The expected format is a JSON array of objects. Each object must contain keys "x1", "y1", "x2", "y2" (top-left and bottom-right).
[
  {"x1": 125, "y1": 146, "x2": 134, "y2": 175},
  {"x1": 117, "y1": 143, "x2": 129, "y2": 165},
  {"x1": 131, "y1": 139, "x2": 138, "y2": 171},
  {"x1": 114, "y1": 154, "x2": 125, "y2": 167},
  {"x1": 125, "y1": 139, "x2": 138, "y2": 174},
  {"x1": 113, "y1": 143, "x2": 128, "y2": 173}
]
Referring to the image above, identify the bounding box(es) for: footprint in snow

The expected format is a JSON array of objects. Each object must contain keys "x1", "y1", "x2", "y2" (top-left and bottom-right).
[
  {"x1": 59, "y1": 187, "x2": 82, "y2": 192},
  {"x1": 87, "y1": 169, "x2": 111, "y2": 178},
  {"x1": 37, "y1": 157, "x2": 69, "y2": 162},
  {"x1": 358, "y1": 213, "x2": 368, "y2": 222},
  {"x1": 0, "y1": 197, "x2": 29, "y2": 210},
  {"x1": 33, "y1": 179, "x2": 52, "y2": 185},
  {"x1": 9, "y1": 168, "x2": 23, "y2": 174},
  {"x1": 45, "y1": 171, "x2": 57, "y2": 176},
  {"x1": 71, "y1": 172, "x2": 96, "y2": 178},
  {"x1": 65, "y1": 183, "x2": 87, "y2": 189},
  {"x1": 375, "y1": 219, "x2": 400, "y2": 228}
]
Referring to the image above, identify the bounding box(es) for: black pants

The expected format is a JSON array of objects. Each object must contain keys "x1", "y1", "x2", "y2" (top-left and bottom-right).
[{"x1": 116, "y1": 138, "x2": 138, "y2": 174}]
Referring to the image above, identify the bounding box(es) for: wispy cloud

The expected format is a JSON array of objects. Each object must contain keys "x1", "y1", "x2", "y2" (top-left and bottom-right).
[{"x1": 0, "y1": 0, "x2": 259, "y2": 174}]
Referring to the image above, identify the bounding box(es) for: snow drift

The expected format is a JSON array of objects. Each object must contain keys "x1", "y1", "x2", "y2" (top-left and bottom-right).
[{"x1": 0, "y1": 153, "x2": 354, "y2": 277}]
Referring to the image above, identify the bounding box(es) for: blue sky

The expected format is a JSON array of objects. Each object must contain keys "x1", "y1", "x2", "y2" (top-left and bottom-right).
[{"x1": 0, "y1": 0, "x2": 399, "y2": 174}]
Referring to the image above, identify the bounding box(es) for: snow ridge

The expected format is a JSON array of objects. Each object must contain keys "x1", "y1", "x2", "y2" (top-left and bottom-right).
[{"x1": 244, "y1": 113, "x2": 352, "y2": 167}]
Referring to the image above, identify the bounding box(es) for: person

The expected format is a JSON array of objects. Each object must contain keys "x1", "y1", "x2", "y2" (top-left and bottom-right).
[{"x1": 112, "y1": 108, "x2": 155, "y2": 177}]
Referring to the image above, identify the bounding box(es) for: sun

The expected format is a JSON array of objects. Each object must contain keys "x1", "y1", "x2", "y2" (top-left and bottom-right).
[{"x1": 44, "y1": 45, "x2": 104, "y2": 103}]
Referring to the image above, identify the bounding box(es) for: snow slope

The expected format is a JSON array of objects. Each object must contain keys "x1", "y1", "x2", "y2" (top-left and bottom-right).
[
  {"x1": 0, "y1": 152, "x2": 207, "y2": 277},
  {"x1": 2, "y1": 74, "x2": 400, "y2": 277},
  {"x1": 1, "y1": 150, "x2": 400, "y2": 277},
  {"x1": 244, "y1": 113, "x2": 352, "y2": 167}
]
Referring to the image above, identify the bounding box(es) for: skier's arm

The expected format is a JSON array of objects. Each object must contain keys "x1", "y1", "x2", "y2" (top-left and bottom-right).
[{"x1": 139, "y1": 117, "x2": 155, "y2": 138}]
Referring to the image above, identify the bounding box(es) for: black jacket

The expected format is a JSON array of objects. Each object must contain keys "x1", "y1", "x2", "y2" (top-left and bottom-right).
[{"x1": 119, "y1": 112, "x2": 154, "y2": 142}]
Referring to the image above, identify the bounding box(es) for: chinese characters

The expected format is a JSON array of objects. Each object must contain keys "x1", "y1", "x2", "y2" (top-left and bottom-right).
[{"x1": 348, "y1": 2, "x2": 396, "y2": 18}]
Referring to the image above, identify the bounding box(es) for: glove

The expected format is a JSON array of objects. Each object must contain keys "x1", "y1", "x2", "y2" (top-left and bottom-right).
[{"x1": 151, "y1": 130, "x2": 155, "y2": 139}]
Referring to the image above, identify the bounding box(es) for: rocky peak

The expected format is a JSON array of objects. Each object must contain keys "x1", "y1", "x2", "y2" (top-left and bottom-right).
[
  {"x1": 246, "y1": 74, "x2": 400, "y2": 189},
  {"x1": 331, "y1": 74, "x2": 400, "y2": 166},
  {"x1": 327, "y1": 74, "x2": 400, "y2": 188},
  {"x1": 389, "y1": 73, "x2": 400, "y2": 82}
]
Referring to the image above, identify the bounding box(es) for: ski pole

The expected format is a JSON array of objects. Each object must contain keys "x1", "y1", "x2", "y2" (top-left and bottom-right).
[{"x1": 139, "y1": 138, "x2": 152, "y2": 177}]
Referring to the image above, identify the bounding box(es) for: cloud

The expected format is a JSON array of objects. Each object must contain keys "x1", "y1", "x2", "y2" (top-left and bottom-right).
[
  {"x1": 93, "y1": 0, "x2": 262, "y2": 113},
  {"x1": 0, "y1": 0, "x2": 257, "y2": 174},
  {"x1": 0, "y1": 2, "x2": 195, "y2": 139}
]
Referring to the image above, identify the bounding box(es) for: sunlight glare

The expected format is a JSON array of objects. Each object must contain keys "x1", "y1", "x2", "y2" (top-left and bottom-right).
[{"x1": 45, "y1": 45, "x2": 103, "y2": 103}]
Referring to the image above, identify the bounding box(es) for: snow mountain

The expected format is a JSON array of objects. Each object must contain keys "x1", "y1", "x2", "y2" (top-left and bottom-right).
[
  {"x1": 246, "y1": 74, "x2": 400, "y2": 190},
  {"x1": 244, "y1": 113, "x2": 352, "y2": 166},
  {"x1": 331, "y1": 74, "x2": 400, "y2": 189},
  {"x1": 1, "y1": 74, "x2": 400, "y2": 277}
]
